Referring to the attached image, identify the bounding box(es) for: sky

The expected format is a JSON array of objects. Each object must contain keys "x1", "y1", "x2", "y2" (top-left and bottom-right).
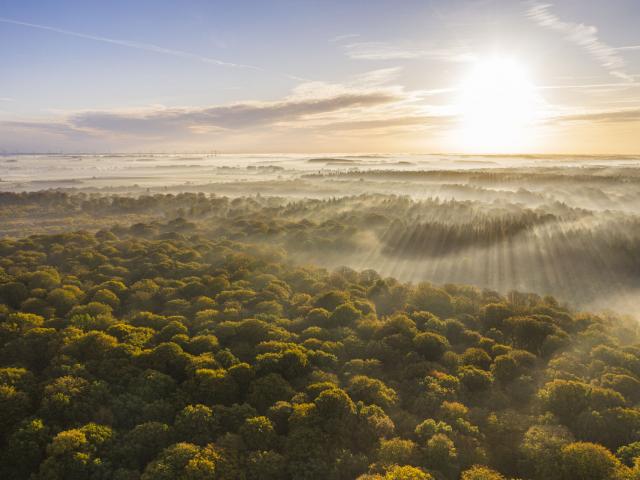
[{"x1": 0, "y1": 0, "x2": 639, "y2": 154}]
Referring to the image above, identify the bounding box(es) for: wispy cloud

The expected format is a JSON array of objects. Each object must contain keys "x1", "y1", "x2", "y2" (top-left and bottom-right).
[
  {"x1": 2, "y1": 120, "x2": 96, "y2": 137},
  {"x1": 318, "y1": 115, "x2": 453, "y2": 132},
  {"x1": 526, "y1": 3, "x2": 632, "y2": 81},
  {"x1": 343, "y1": 41, "x2": 475, "y2": 62},
  {"x1": 551, "y1": 108, "x2": 640, "y2": 124},
  {"x1": 0, "y1": 17, "x2": 257, "y2": 70},
  {"x1": 330, "y1": 33, "x2": 360, "y2": 43},
  {"x1": 1, "y1": 86, "x2": 402, "y2": 143},
  {"x1": 348, "y1": 67, "x2": 404, "y2": 87},
  {"x1": 73, "y1": 91, "x2": 400, "y2": 134},
  {"x1": 0, "y1": 58, "x2": 464, "y2": 150},
  {"x1": 616, "y1": 45, "x2": 640, "y2": 52},
  {"x1": 538, "y1": 81, "x2": 640, "y2": 92}
]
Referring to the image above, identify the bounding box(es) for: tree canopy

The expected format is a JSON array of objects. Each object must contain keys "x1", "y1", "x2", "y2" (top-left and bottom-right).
[{"x1": 0, "y1": 196, "x2": 639, "y2": 479}]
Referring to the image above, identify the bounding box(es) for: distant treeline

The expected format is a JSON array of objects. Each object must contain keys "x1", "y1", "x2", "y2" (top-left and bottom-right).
[
  {"x1": 303, "y1": 168, "x2": 640, "y2": 185},
  {"x1": 1, "y1": 192, "x2": 640, "y2": 309}
]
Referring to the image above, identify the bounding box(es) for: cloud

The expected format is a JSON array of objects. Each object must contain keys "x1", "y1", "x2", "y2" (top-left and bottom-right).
[
  {"x1": 69, "y1": 90, "x2": 400, "y2": 135},
  {"x1": 317, "y1": 115, "x2": 453, "y2": 132},
  {"x1": 1, "y1": 120, "x2": 94, "y2": 137},
  {"x1": 330, "y1": 33, "x2": 361, "y2": 43},
  {"x1": 539, "y1": 82, "x2": 640, "y2": 91},
  {"x1": 348, "y1": 67, "x2": 404, "y2": 87},
  {"x1": 526, "y1": 3, "x2": 632, "y2": 81},
  {"x1": 0, "y1": 17, "x2": 257, "y2": 70},
  {"x1": 0, "y1": 73, "x2": 452, "y2": 151},
  {"x1": 343, "y1": 41, "x2": 474, "y2": 62},
  {"x1": 554, "y1": 108, "x2": 640, "y2": 124},
  {"x1": 616, "y1": 45, "x2": 640, "y2": 52},
  {"x1": 0, "y1": 87, "x2": 403, "y2": 146}
]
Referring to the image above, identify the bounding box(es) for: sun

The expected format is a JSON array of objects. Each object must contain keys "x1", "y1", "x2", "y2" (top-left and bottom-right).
[{"x1": 451, "y1": 57, "x2": 541, "y2": 153}]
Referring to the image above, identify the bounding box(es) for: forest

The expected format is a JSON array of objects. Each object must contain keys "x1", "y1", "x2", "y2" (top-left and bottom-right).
[
  {"x1": 1, "y1": 190, "x2": 638, "y2": 311},
  {"x1": 1, "y1": 199, "x2": 640, "y2": 479},
  {"x1": 3, "y1": 0, "x2": 640, "y2": 475}
]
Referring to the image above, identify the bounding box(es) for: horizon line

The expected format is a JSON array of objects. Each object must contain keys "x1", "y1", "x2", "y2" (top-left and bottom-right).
[{"x1": 1, "y1": 151, "x2": 639, "y2": 157}]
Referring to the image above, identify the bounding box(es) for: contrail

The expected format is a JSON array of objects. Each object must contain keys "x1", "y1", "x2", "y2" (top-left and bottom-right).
[
  {"x1": 0, "y1": 16, "x2": 258, "y2": 70},
  {"x1": 526, "y1": 2, "x2": 633, "y2": 82}
]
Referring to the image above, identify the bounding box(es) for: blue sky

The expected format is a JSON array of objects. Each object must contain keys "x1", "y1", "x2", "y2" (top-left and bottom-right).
[{"x1": 1, "y1": 0, "x2": 639, "y2": 153}]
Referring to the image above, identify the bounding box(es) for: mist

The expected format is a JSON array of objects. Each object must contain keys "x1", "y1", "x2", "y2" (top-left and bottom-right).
[{"x1": 2, "y1": 153, "x2": 639, "y2": 314}]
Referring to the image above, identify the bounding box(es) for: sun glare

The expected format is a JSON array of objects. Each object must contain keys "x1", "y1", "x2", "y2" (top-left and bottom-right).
[{"x1": 451, "y1": 57, "x2": 541, "y2": 153}]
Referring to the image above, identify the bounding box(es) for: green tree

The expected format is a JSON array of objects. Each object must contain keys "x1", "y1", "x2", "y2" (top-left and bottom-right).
[
  {"x1": 560, "y1": 442, "x2": 626, "y2": 480},
  {"x1": 174, "y1": 404, "x2": 218, "y2": 445},
  {"x1": 618, "y1": 442, "x2": 640, "y2": 467},
  {"x1": 329, "y1": 303, "x2": 362, "y2": 327},
  {"x1": 538, "y1": 380, "x2": 591, "y2": 426},
  {"x1": 0, "y1": 384, "x2": 30, "y2": 434},
  {"x1": 239, "y1": 416, "x2": 277, "y2": 451},
  {"x1": 458, "y1": 365, "x2": 493, "y2": 392},
  {"x1": 37, "y1": 423, "x2": 113, "y2": 480},
  {"x1": 460, "y1": 465, "x2": 505, "y2": 480},
  {"x1": 413, "y1": 332, "x2": 450, "y2": 361},
  {"x1": 409, "y1": 284, "x2": 453, "y2": 318},
  {"x1": 519, "y1": 424, "x2": 574, "y2": 480},
  {"x1": 117, "y1": 421, "x2": 172, "y2": 470},
  {"x1": 245, "y1": 450, "x2": 286, "y2": 480},
  {"x1": 424, "y1": 433, "x2": 457, "y2": 473},
  {"x1": 382, "y1": 465, "x2": 433, "y2": 479},
  {"x1": 247, "y1": 373, "x2": 294, "y2": 412},
  {"x1": 0, "y1": 418, "x2": 50, "y2": 479},
  {"x1": 141, "y1": 443, "x2": 221, "y2": 480},
  {"x1": 377, "y1": 438, "x2": 417, "y2": 467},
  {"x1": 347, "y1": 375, "x2": 398, "y2": 409}
]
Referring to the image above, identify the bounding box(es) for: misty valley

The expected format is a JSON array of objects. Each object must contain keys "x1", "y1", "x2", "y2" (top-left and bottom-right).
[{"x1": 2, "y1": 154, "x2": 639, "y2": 312}]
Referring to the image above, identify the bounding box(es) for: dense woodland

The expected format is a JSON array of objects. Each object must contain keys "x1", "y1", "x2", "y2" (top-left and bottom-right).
[
  {"x1": 1, "y1": 191, "x2": 639, "y2": 309},
  {"x1": 1, "y1": 210, "x2": 640, "y2": 479}
]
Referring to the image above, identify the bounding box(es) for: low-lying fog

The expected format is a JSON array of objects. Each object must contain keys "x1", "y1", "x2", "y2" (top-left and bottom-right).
[{"x1": 2, "y1": 153, "x2": 639, "y2": 315}]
